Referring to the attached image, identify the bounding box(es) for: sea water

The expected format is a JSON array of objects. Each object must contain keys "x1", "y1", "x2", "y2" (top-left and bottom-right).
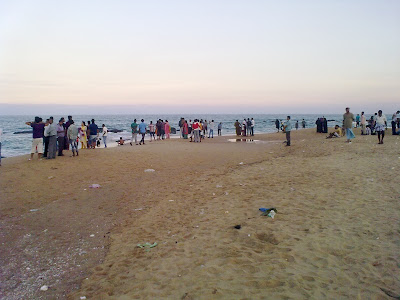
[{"x1": 0, "y1": 114, "x2": 343, "y2": 158}]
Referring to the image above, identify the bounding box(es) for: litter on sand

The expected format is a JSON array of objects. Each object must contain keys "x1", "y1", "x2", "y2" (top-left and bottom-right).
[
  {"x1": 216, "y1": 185, "x2": 222, "y2": 188},
  {"x1": 40, "y1": 285, "x2": 49, "y2": 291},
  {"x1": 89, "y1": 184, "x2": 101, "y2": 188},
  {"x1": 144, "y1": 169, "x2": 155, "y2": 172},
  {"x1": 234, "y1": 225, "x2": 241, "y2": 229},
  {"x1": 137, "y1": 242, "x2": 158, "y2": 249},
  {"x1": 239, "y1": 162, "x2": 244, "y2": 165},
  {"x1": 259, "y1": 208, "x2": 278, "y2": 218},
  {"x1": 30, "y1": 209, "x2": 39, "y2": 212}
]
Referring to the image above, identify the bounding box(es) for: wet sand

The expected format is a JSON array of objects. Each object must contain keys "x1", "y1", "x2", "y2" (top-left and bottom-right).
[{"x1": 1, "y1": 129, "x2": 399, "y2": 299}]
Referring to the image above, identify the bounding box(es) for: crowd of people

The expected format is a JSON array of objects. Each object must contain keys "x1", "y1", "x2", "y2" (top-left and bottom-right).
[
  {"x1": 22, "y1": 116, "x2": 108, "y2": 160},
  {"x1": 326, "y1": 108, "x2": 400, "y2": 144},
  {"x1": 1, "y1": 110, "x2": 399, "y2": 164},
  {"x1": 234, "y1": 118, "x2": 255, "y2": 136}
]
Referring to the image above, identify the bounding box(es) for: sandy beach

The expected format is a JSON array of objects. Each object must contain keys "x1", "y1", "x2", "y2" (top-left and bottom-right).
[{"x1": 1, "y1": 129, "x2": 399, "y2": 299}]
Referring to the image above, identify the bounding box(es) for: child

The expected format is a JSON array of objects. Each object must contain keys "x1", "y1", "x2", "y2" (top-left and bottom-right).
[{"x1": 118, "y1": 137, "x2": 125, "y2": 145}]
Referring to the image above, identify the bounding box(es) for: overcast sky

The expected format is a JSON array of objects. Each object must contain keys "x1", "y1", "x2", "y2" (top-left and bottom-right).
[{"x1": 0, "y1": 0, "x2": 399, "y2": 114}]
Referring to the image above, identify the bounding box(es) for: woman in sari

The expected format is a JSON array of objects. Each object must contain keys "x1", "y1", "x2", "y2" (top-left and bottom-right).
[
  {"x1": 182, "y1": 120, "x2": 189, "y2": 139},
  {"x1": 164, "y1": 120, "x2": 171, "y2": 139},
  {"x1": 80, "y1": 121, "x2": 88, "y2": 149},
  {"x1": 234, "y1": 120, "x2": 241, "y2": 135}
]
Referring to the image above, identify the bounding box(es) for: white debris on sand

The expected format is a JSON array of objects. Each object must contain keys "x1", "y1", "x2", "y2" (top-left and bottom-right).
[{"x1": 89, "y1": 184, "x2": 101, "y2": 188}]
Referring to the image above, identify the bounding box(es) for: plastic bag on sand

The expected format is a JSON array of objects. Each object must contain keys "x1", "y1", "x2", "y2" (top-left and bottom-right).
[
  {"x1": 144, "y1": 169, "x2": 155, "y2": 172},
  {"x1": 89, "y1": 184, "x2": 101, "y2": 188},
  {"x1": 137, "y1": 242, "x2": 158, "y2": 249},
  {"x1": 259, "y1": 207, "x2": 278, "y2": 218}
]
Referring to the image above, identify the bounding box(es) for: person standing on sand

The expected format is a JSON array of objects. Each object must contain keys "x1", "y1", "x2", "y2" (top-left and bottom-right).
[
  {"x1": 43, "y1": 119, "x2": 50, "y2": 158},
  {"x1": 203, "y1": 120, "x2": 208, "y2": 137},
  {"x1": 218, "y1": 122, "x2": 222, "y2": 136},
  {"x1": 64, "y1": 115, "x2": 73, "y2": 150},
  {"x1": 247, "y1": 118, "x2": 251, "y2": 136},
  {"x1": 149, "y1": 121, "x2": 156, "y2": 142},
  {"x1": 192, "y1": 119, "x2": 201, "y2": 143},
  {"x1": 156, "y1": 120, "x2": 162, "y2": 140},
  {"x1": 188, "y1": 120, "x2": 192, "y2": 135},
  {"x1": 67, "y1": 120, "x2": 79, "y2": 156},
  {"x1": 164, "y1": 120, "x2": 171, "y2": 139},
  {"x1": 80, "y1": 121, "x2": 88, "y2": 149},
  {"x1": 251, "y1": 118, "x2": 255, "y2": 136},
  {"x1": 178, "y1": 117, "x2": 184, "y2": 138},
  {"x1": 242, "y1": 119, "x2": 247, "y2": 136},
  {"x1": 208, "y1": 120, "x2": 214, "y2": 138},
  {"x1": 343, "y1": 107, "x2": 355, "y2": 143},
  {"x1": 26, "y1": 116, "x2": 45, "y2": 161},
  {"x1": 102, "y1": 124, "x2": 108, "y2": 148},
  {"x1": 391, "y1": 111, "x2": 399, "y2": 135},
  {"x1": 56, "y1": 118, "x2": 66, "y2": 156},
  {"x1": 234, "y1": 120, "x2": 241, "y2": 135},
  {"x1": 275, "y1": 119, "x2": 280, "y2": 132},
  {"x1": 139, "y1": 119, "x2": 147, "y2": 145},
  {"x1": 130, "y1": 119, "x2": 139, "y2": 145},
  {"x1": 323, "y1": 117, "x2": 328, "y2": 133},
  {"x1": 295, "y1": 121, "x2": 299, "y2": 130},
  {"x1": 88, "y1": 119, "x2": 99, "y2": 149},
  {"x1": 360, "y1": 112, "x2": 366, "y2": 135},
  {"x1": 374, "y1": 110, "x2": 387, "y2": 144},
  {"x1": 302, "y1": 119, "x2": 306, "y2": 129},
  {"x1": 161, "y1": 120, "x2": 166, "y2": 140},
  {"x1": 47, "y1": 117, "x2": 57, "y2": 159},
  {"x1": 283, "y1": 116, "x2": 292, "y2": 146},
  {"x1": 182, "y1": 120, "x2": 189, "y2": 139},
  {"x1": 356, "y1": 114, "x2": 360, "y2": 128}
]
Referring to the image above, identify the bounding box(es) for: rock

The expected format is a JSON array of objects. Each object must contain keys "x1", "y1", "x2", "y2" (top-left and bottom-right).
[{"x1": 108, "y1": 128, "x2": 123, "y2": 133}]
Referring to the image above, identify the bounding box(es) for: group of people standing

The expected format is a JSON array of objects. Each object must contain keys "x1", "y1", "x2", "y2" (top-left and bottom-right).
[
  {"x1": 234, "y1": 118, "x2": 255, "y2": 136},
  {"x1": 126, "y1": 118, "x2": 222, "y2": 145},
  {"x1": 343, "y1": 108, "x2": 394, "y2": 144},
  {"x1": 129, "y1": 119, "x2": 165, "y2": 145},
  {"x1": 25, "y1": 116, "x2": 108, "y2": 160},
  {"x1": 315, "y1": 117, "x2": 328, "y2": 133}
]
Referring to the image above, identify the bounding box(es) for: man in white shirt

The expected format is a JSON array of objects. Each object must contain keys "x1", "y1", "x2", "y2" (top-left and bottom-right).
[
  {"x1": 375, "y1": 110, "x2": 387, "y2": 144},
  {"x1": 102, "y1": 124, "x2": 108, "y2": 148},
  {"x1": 208, "y1": 120, "x2": 215, "y2": 138},
  {"x1": 360, "y1": 112, "x2": 367, "y2": 135}
]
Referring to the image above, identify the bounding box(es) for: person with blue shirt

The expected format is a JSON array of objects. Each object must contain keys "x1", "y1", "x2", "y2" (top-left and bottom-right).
[
  {"x1": 283, "y1": 116, "x2": 292, "y2": 146},
  {"x1": 138, "y1": 119, "x2": 147, "y2": 145},
  {"x1": 130, "y1": 119, "x2": 138, "y2": 146}
]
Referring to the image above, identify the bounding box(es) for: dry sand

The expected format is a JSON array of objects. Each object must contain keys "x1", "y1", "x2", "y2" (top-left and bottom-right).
[{"x1": 0, "y1": 129, "x2": 399, "y2": 299}]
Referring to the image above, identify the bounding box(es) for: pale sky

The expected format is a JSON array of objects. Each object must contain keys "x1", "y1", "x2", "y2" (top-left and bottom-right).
[{"x1": 0, "y1": 0, "x2": 399, "y2": 114}]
